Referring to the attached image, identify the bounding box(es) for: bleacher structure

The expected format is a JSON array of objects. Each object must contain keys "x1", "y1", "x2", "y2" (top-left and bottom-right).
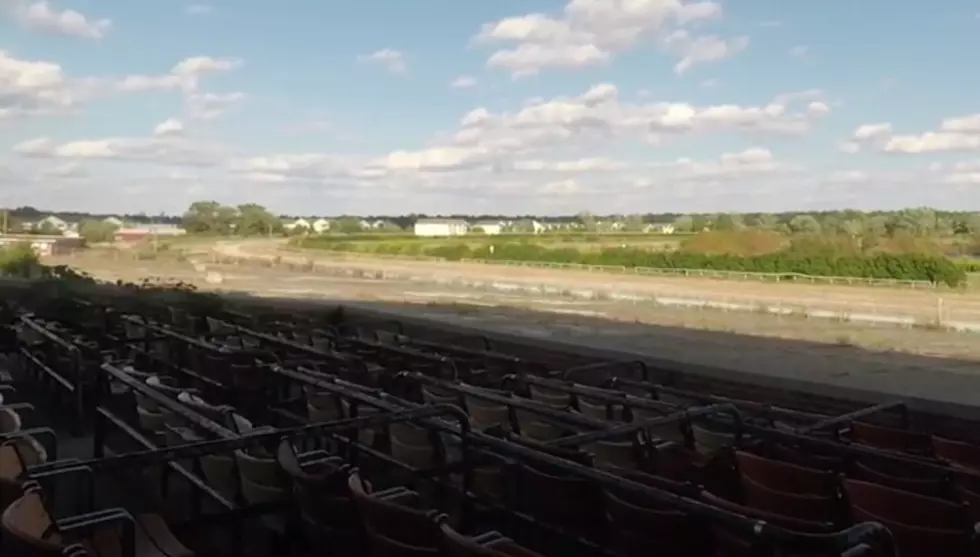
[{"x1": 2, "y1": 292, "x2": 980, "y2": 557}]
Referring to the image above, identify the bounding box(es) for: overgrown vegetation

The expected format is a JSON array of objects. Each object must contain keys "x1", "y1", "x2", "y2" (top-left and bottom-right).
[
  {"x1": 303, "y1": 230, "x2": 969, "y2": 286},
  {"x1": 0, "y1": 245, "x2": 223, "y2": 315}
]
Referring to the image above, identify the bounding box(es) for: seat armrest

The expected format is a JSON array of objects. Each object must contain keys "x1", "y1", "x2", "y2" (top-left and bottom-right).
[
  {"x1": 4, "y1": 427, "x2": 58, "y2": 460},
  {"x1": 375, "y1": 487, "x2": 417, "y2": 505},
  {"x1": 60, "y1": 509, "x2": 137, "y2": 557},
  {"x1": 472, "y1": 530, "x2": 507, "y2": 544}
]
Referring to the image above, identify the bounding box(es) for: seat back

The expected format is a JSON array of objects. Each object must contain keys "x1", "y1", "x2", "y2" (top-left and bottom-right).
[
  {"x1": 736, "y1": 450, "x2": 837, "y2": 496},
  {"x1": 465, "y1": 397, "x2": 511, "y2": 431},
  {"x1": 842, "y1": 479, "x2": 970, "y2": 530},
  {"x1": 740, "y1": 475, "x2": 839, "y2": 524},
  {"x1": 851, "y1": 422, "x2": 932, "y2": 454},
  {"x1": 527, "y1": 384, "x2": 571, "y2": 408},
  {"x1": 691, "y1": 424, "x2": 734, "y2": 455},
  {"x1": 587, "y1": 436, "x2": 643, "y2": 470},
  {"x1": 933, "y1": 436, "x2": 980, "y2": 469},
  {"x1": 1, "y1": 408, "x2": 22, "y2": 435},
  {"x1": 1, "y1": 484, "x2": 63, "y2": 557},
  {"x1": 347, "y1": 471, "x2": 441, "y2": 548}
]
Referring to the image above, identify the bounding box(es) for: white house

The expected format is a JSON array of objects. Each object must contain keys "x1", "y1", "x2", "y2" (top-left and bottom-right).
[
  {"x1": 530, "y1": 220, "x2": 545, "y2": 234},
  {"x1": 413, "y1": 218, "x2": 469, "y2": 237},
  {"x1": 311, "y1": 218, "x2": 331, "y2": 233},
  {"x1": 472, "y1": 220, "x2": 504, "y2": 235},
  {"x1": 644, "y1": 223, "x2": 676, "y2": 234},
  {"x1": 34, "y1": 215, "x2": 69, "y2": 232},
  {"x1": 103, "y1": 216, "x2": 125, "y2": 227},
  {"x1": 283, "y1": 218, "x2": 311, "y2": 232}
]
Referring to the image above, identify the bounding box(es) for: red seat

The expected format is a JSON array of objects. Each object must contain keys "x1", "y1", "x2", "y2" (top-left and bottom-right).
[
  {"x1": 934, "y1": 436, "x2": 980, "y2": 469},
  {"x1": 851, "y1": 422, "x2": 932, "y2": 455},
  {"x1": 736, "y1": 451, "x2": 837, "y2": 496}
]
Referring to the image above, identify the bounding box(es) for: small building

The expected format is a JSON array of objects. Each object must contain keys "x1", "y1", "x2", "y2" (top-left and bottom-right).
[
  {"x1": 311, "y1": 219, "x2": 331, "y2": 233},
  {"x1": 113, "y1": 224, "x2": 186, "y2": 243},
  {"x1": 413, "y1": 218, "x2": 469, "y2": 237},
  {"x1": 472, "y1": 220, "x2": 504, "y2": 235},
  {"x1": 644, "y1": 223, "x2": 676, "y2": 234},
  {"x1": 0, "y1": 234, "x2": 83, "y2": 256},
  {"x1": 103, "y1": 217, "x2": 125, "y2": 227}
]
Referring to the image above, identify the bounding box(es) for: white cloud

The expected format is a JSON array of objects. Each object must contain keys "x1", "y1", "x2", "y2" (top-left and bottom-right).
[
  {"x1": 450, "y1": 75, "x2": 478, "y2": 89},
  {"x1": 0, "y1": 50, "x2": 88, "y2": 119},
  {"x1": 14, "y1": 135, "x2": 229, "y2": 167},
  {"x1": 789, "y1": 45, "x2": 808, "y2": 58},
  {"x1": 829, "y1": 170, "x2": 869, "y2": 183},
  {"x1": 153, "y1": 118, "x2": 184, "y2": 137},
  {"x1": 847, "y1": 115, "x2": 980, "y2": 154},
  {"x1": 664, "y1": 31, "x2": 749, "y2": 74},
  {"x1": 358, "y1": 49, "x2": 408, "y2": 74},
  {"x1": 185, "y1": 4, "x2": 213, "y2": 16},
  {"x1": 473, "y1": 0, "x2": 733, "y2": 77},
  {"x1": 116, "y1": 56, "x2": 243, "y2": 93},
  {"x1": 11, "y1": 1, "x2": 111, "y2": 40},
  {"x1": 186, "y1": 91, "x2": 245, "y2": 120}
]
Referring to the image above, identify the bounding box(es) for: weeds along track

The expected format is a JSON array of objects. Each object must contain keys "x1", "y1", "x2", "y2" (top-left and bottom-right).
[{"x1": 4, "y1": 286, "x2": 980, "y2": 557}]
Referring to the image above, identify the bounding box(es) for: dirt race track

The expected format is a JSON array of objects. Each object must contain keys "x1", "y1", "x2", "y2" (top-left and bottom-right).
[
  {"x1": 213, "y1": 239, "x2": 980, "y2": 326},
  {"x1": 45, "y1": 244, "x2": 980, "y2": 413}
]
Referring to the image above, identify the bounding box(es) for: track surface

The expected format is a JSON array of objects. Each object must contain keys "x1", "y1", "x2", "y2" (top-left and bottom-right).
[{"x1": 214, "y1": 240, "x2": 980, "y2": 324}]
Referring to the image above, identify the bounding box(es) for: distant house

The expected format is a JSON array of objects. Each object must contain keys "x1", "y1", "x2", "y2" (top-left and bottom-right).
[
  {"x1": 311, "y1": 219, "x2": 331, "y2": 233},
  {"x1": 413, "y1": 218, "x2": 469, "y2": 237},
  {"x1": 283, "y1": 218, "x2": 311, "y2": 232},
  {"x1": 644, "y1": 223, "x2": 676, "y2": 234},
  {"x1": 103, "y1": 217, "x2": 125, "y2": 227},
  {"x1": 114, "y1": 224, "x2": 186, "y2": 242},
  {"x1": 33, "y1": 215, "x2": 69, "y2": 232},
  {"x1": 472, "y1": 220, "x2": 504, "y2": 235},
  {"x1": 530, "y1": 220, "x2": 545, "y2": 234}
]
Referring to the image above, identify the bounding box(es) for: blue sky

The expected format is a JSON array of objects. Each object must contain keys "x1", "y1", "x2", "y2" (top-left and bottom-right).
[{"x1": 1, "y1": 0, "x2": 978, "y2": 216}]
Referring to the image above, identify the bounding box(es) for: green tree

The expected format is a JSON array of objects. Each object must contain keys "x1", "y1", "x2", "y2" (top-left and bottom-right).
[
  {"x1": 576, "y1": 211, "x2": 597, "y2": 232},
  {"x1": 714, "y1": 214, "x2": 745, "y2": 231},
  {"x1": 672, "y1": 215, "x2": 694, "y2": 232},
  {"x1": 788, "y1": 214, "x2": 822, "y2": 235},
  {"x1": 235, "y1": 204, "x2": 281, "y2": 236},
  {"x1": 182, "y1": 201, "x2": 237, "y2": 234},
  {"x1": 78, "y1": 220, "x2": 119, "y2": 243},
  {"x1": 332, "y1": 217, "x2": 365, "y2": 233}
]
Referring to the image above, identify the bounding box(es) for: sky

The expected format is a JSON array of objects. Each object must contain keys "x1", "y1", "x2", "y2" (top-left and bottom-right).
[{"x1": 1, "y1": 0, "x2": 979, "y2": 217}]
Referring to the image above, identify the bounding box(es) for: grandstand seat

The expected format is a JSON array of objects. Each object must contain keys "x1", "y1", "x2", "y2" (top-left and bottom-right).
[
  {"x1": 586, "y1": 433, "x2": 645, "y2": 470},
  {"x1": 700, "y1": 491, "x2": 835, "y2": 557},
  {"x1": 577, "y1": 397, "x2": 623, "y2": 422},
  {"x1": 441, "y1": 521, "x2": 547, "y2": 557},
  {"x1": 601, "y1": 471, "x2": 705, "y2": 557},
  {"x1": 851, "y1": 421, "x2": 933, "y2": 455},
  {"x1": 1, "y1": 481, "x2": 193, "y2": 557},
  {"x1": 851, "y1": 456, "x2": 949, "y2": 498},
  {"x1": 736, "y1": 451, "x2": 838, "y2": 496},
  {"x1": 347, "y1": 469, "x2": 443, "y2": 551},
  {"x1": 527, "y1": 385, "x2": 571, "y2": 409},
  {"x1": 1, "y1": 436, "x2": 48, "y2": 510},
  {"x1": 933, "y1": 436, "x2": 980, "y2": 470},
  {"x1": 843, "y1": 479, "x2": 978, "y2": 557},
  {"x1": 691, "y1": 423, "x2": 735, "y2": 455},
  {"x1": 768, "y1": 442, "x2": 846, "y2": 472},
  {"x1": 515, "y1": 461, "x2": 603, "y2": 537}
]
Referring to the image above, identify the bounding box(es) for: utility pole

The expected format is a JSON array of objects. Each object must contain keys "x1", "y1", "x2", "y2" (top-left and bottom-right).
[{"x1": 2, "y1": 209, "x2": 7, "y2": 235}]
